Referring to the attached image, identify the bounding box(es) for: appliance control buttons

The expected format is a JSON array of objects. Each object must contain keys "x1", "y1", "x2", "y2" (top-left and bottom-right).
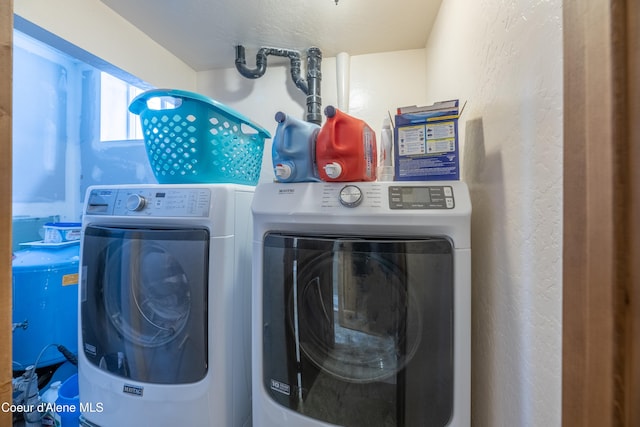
[
  {"x1": 339, "y1": 185, "x2": 363, "y2": 207},
  {"x1": 446, "y1": 197, "x2": 455, "y2": 208},
  {"x1": 126, "y1": 194, "x2": 146, "y2": 211}
]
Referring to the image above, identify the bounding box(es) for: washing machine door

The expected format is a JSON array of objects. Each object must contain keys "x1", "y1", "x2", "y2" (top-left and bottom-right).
[
  {"x1": 81, "y1": 225, "x2": 209, "y2": 384},
  {"x1": 262, "y1": 234, "x2": 454, "y2": 427}
]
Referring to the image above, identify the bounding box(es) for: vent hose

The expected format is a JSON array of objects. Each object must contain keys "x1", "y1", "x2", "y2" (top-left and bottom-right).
[{"x1": 235, "y1": 45, "x2": 323, "y2": 125}]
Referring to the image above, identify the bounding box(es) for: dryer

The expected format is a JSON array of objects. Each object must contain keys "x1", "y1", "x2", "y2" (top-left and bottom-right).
[
  {"x1": 251, "y1": 181, "x2": 471, "y2": 427},
  {"x1": 78, "y1": 184, "x2": 254, "y2": 427}
]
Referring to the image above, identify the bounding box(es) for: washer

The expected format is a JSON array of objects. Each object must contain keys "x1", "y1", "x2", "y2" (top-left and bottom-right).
[
  {"x1": 251, "y1": 181, "x2": 471, "y2": 427},
  {"x1": 78, "y1": 184, "x2": 254, "y2": 427}
]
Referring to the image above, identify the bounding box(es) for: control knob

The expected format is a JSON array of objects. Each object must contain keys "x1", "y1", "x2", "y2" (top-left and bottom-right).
[
  {"x1": 126, "y1": 194, "x2": 146, "y2": 211},
  {"x1": 339, "y1": 185, "x2": 363, "y2": 208}
]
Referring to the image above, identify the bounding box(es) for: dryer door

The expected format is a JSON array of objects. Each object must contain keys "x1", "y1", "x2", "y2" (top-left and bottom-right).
[
  {"x1": 262, "y1": 234, "x2": 454, "y2": 427},
  {"x1": 81, "y1": 225, "x2": 209, "y2": 384}
]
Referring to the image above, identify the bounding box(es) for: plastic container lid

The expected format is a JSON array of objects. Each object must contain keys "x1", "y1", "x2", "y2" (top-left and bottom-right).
[
  {"x1": 43, "y1": 222, "x2": 81, "y2": 243},
  {"x1": 41, "y1": 380, "x2": 61, "y2": 403}
]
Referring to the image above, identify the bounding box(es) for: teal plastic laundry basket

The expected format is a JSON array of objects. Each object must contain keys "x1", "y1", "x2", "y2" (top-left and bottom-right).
[{"x1": 129, "y1": 89, "x2": 270, "y2": 185}]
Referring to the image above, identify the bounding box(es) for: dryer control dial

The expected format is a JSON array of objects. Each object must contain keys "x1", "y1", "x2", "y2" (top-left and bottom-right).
[
  {"x1": 339, "y1": 185, "x2": 363, "y2": 208},
  {"x1": 126, "y1": 194, "x2": 146, "y2": 211}
]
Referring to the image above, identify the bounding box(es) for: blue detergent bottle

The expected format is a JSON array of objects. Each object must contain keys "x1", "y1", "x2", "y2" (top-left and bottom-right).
[{"x1": 272, "y1": 111, "x2": 321, "y2": 182}]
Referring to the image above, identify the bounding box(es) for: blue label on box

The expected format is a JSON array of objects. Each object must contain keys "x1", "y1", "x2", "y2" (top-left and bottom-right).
[{"x1": 394, "y1": 115, "x2": 459, "y2": 181}]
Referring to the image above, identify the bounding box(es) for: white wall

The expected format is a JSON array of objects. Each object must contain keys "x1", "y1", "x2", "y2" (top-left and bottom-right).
[
  {"x1": 424, "y1": 1, "x2": 563, "y2": 426},
  {"x1": 197, "y1": 49, "x2": 428, "y2": 182},
  {"x1": 14, "y1": 0, "x2": 196, "y2": 90}
]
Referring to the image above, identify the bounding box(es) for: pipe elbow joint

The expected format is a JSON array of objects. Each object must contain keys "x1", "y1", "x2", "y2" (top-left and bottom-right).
[{"x1": 234, "y1": 45, "x2": 267, "y2": 79}]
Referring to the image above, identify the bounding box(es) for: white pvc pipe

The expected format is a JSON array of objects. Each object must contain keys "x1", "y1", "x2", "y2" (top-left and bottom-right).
[{"x1": 336, "y1": 52, "x2": 350, "y2": 112}]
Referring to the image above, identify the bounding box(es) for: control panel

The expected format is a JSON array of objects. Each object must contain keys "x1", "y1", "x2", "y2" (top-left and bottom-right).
[
  {"x1": 85, "y1": 188, "x2": 211, "y2": 217},
  {"x1": 317, "y1": 183, "x2": 455, "y2": 209},
  {"x1": 388, "y1": 185, "x2": 455, "y2": 209}
]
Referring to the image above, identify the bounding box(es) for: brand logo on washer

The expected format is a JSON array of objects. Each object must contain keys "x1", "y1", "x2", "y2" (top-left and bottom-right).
[
  {"x1": 123, "y1": 384, "x2": 143, "y2": 397},
  {"x1": 278, "y1": 188, "x2": 295, "y2": 194},
  {"x1": 270, "y1": 379, "x2": 291, "y2": 395}
]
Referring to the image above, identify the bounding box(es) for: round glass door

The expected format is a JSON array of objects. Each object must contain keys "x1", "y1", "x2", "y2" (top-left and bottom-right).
[
  {"x1": 104, "y1": 240, "x2": 191, "y2": 347},
  {"x1": 288, "y1": 250, "x2": 422, "y2": 383}
]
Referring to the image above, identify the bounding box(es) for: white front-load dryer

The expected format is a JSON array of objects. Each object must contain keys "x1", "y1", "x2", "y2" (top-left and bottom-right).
[
  {"x1": 78, "y1": 184, "x2": 254, "y2": 427},
  {"x1": 251, "y1": 181, "x2": 471, "y2": 427}
]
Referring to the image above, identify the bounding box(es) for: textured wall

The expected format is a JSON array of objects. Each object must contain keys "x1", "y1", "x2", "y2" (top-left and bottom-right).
[{"x1": 424, "y1": 0, "x2": 563, "y2": 425}]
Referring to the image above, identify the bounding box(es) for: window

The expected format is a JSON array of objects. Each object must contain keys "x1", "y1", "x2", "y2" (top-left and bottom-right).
[
  {"x1": 13, "y1": 16, "x2": 157, "y2": 221},
  {"x1": 99, "y1": 72, "x2": 145, "y2": 142}
]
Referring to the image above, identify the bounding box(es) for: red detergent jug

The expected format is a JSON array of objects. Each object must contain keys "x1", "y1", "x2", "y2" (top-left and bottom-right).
[{"x1": 316, "y1": 106, "x2": 377, "y2": 182}]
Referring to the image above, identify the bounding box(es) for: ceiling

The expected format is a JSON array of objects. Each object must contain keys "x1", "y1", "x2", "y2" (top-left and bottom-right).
[{"x1": 100, "y1": 0, "x2": 443, "y2": 71}]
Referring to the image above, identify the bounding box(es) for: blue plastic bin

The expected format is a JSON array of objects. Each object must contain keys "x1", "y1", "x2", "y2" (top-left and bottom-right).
[
  {"x1": 56, "y1": 373, "x2": 80, "y2": 427},
  {"x1": 129, "y1": 89, "x2": 271, "y2": 185}
]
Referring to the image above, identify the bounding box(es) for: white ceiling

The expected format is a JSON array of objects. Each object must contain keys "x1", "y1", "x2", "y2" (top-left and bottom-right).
[{"x1": 100, "y1": 0, "x2": 443, "y2": 71}]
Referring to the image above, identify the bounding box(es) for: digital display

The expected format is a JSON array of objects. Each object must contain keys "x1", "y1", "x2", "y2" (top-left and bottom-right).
[
  {"x1": 401, "y1": 187, "x2": 431, "y2": 203},
  {"x1": 389, "y1": 185, "x2": 454, "y2": 209}
]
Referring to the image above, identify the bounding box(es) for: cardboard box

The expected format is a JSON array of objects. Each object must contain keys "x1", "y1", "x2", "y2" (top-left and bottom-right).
[{"x1": 394, "y1": 99, "x2": 460, "y2": 181}]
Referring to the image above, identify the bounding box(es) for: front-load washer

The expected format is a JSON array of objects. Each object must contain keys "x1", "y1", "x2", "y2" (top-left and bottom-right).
[
  {"x1": 251, "y1": 181, "x2": 471, "y2": 427},
  {"x1": 78, "y1": 184, "x2": 254, "y2": 427}
]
